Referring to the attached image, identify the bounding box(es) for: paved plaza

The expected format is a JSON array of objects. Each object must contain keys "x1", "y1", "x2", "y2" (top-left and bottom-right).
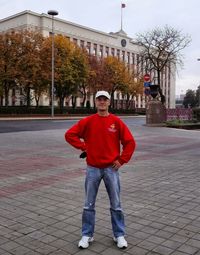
[{"x1": 0, "y1": 117, "x2": 200, "y2": 255}]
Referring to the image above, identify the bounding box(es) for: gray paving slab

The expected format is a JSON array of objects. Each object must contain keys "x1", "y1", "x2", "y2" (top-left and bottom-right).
[{"x1": 0, "y1": 117, "x2": 200, "y2": 254}]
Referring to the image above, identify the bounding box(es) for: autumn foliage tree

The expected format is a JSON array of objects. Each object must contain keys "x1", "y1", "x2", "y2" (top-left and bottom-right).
[
  {"x1": 0, "y1": 29, "x2": 143, "y2": 111},
  {"x1": 71, "y1": 46, "x2": 89, "y2": 108},
  {"x1": 87, "y1": 55, "x2": 142, "y2": 109},
  {"x1": 125, "y1": 71, "x2": 144, "y2": 108},
  {"x1": 0, "y1": 30, "x2": 47, "y2": 107},
  {"x1": 100, "y1": 56, "x2": 133, "y2": 108},
  {"x1": 87, "y1": 55, "x2": 104, "y2": 107},
  {"x1": 16, "y1": 30, "x2": 45, "y2": 107},
  {"x1": 0, "y1": 31, "x2": 22, "y2": 106},
  {"x1": 41, "y1": 35, "x2": 89, "y2": 111}
]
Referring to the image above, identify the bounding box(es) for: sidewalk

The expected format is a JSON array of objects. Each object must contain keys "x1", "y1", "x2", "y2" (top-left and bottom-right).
[{"x1": 0, "y1": 121, "x2": 200, "y2": 254}]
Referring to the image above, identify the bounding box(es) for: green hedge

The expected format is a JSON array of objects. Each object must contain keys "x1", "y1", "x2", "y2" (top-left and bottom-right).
[
  {"x1": 193, "y1": 108, "x2": 200, "y2": 121},
  {"x1": 0, "y1": 106, "x2": 144, "y2": 115}
]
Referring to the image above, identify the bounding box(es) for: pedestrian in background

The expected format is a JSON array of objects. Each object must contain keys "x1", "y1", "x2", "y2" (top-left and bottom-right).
[{"x1": 65, "y1": 90, "x2": 136, "y2": 249}]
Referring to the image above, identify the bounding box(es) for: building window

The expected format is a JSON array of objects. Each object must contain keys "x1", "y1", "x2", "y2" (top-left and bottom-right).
[
  {"x1": 105, "y1": 47, "x2": 109, "y2": 57},
  {"x1": 80, "y1": 40, "x2": 85, "y2": 49},
  {"x1": 111, "y1": 48, "x2": 115, "y2": 56},
  {"x1": 86, "y1": 42, "x2": 91, "y2": 54},
  {"x1": 127, "y1": 52, "x2": 130, "y2": 64},
  {"x1": 99, "y1": 45, "x2": 103, "y2": 58},
  {"x1": 136, "y1": 54, "x2": 140, "y2": 74},
  {"x1": 93, "y1": 43, "x2": 97, "y2": 56},
  {"x1": 136, "y1": 54, "x2": 140, "y2": 65},
  {"x1": 73, "y1": 38, "x2": 78, "y2": 44},
  {"x1": 141, "y1": 56, "x2": 144, "y2": 74},
  {"x1": 117, "y1": 49, "x2": 120, "y2": 60},
  {"x1": 132, "y1": 53, "x2": 135, "y2": 65},
  {"x1": 122, "y1": 51, "x2": 125, "y2": 61}
]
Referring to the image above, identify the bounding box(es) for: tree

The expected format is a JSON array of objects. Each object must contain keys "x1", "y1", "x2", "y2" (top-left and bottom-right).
[
  {"x1": 195, "y1": 85, "x2": 200, "y2": 107},
  {"x1": 42, "y1": 35, "x2": 89, "y2": 112},
  {"x1": 72, "y1": 46, "x2": 89, "y2": 108},
  {"x1": 136, "y1": 25, "x2": 191, "y2": 104},
  {"x1": 126, "y1": 71, "x2": 144, "y2": 108},
  {"x1": 0, "y1": 31, "x2": 22, "y2": 106},
  {"x1": 0, "y1": 30, "x2": 50, "y2": 107},
  {"x1": 100, "y1": 56, "x2": 131, "y2": 108},
  {"x1": 16, "y1": 30, "x2": 45, "y2": 107},
  {"x1": 0, "y1": 80, "x2": 3, "y2": 105},
  {"x1": 183, "y1": 89, "x2": 196, "y2": 108},
  {"x1": 87, "y1": 55, "x2": 104, "y2": 107}
]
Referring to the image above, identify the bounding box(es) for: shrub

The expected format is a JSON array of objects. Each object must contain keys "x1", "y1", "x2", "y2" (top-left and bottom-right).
[
  {"x1": 0, "y1": 106, "x2": 142, "y2": 115},
  {"x1": 193, "y1": 108, "x2": 200, "y2": 121}
]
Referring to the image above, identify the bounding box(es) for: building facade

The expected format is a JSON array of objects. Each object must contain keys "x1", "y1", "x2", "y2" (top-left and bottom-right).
[{"x1": 0, "y1": 10, "x2": 176, "y2": 108}]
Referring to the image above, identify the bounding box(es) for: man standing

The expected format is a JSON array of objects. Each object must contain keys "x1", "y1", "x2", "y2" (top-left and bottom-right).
[{"x1": 65, "y1": 91, "x2": 136, "y2": 249}]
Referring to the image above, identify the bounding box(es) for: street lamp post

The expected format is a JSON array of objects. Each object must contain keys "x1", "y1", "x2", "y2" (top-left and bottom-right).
[
  {"x1": 197, "y1": 59, "x2": 200, "y2": 107},
  {"x1": 47, "y1": 10, "x2": 58, "y2": 118}
]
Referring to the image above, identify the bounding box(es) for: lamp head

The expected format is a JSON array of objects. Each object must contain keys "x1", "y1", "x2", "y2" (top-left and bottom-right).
[{"x1": 47, "y1": 10, "x2": 58, "y2": 16}]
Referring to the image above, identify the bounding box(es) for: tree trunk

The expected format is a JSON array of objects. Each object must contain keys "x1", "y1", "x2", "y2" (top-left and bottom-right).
[
  {"x1": 4, "y1": 82, "x2": 9, "y2": 106},
  {"x1": 79, "y1": 86, "x2": 87, "y2": 107},
  {"x1": 93, "y1": 94, "x2": 95, "y2": 109},
  {"x1": 35, "y1": 93, "x2": 40, "y2": 107},
  {"x1": 82, "y1": 92, "x2": 87, "y2": 107},
  {"x1": 157, "y1": 70, "x2": 165, "y2": 104},
  {"x1": 0, "y1": 96, "x2": 3, "y2": 106},
  {"x1": 126, "y1": 93, "x2": 130, "y2": 109},
  {"x1": 72, "y1": 96, "x2": 77, "y2": 109},
  {"x1": 59, "y1": 96, "x2": 64, "y2": 114},
  {"x1": 35, "y1": 97, "x2": 39, "y2": 107},
  {"x1": 110, "y1": 90, "x2": 115, "y2": 109},
  {"x1": 26, "y1": 86, "x2": 31, "y2": 107}
]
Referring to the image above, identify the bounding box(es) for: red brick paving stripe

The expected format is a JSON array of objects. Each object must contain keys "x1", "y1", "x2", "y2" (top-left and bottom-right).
[
  {"x1": 134, "y1": 142, "x2": 200, "y2": 161},
  {"x1": 0, "y1": 156, "x2": 78, "y2": 179},
  {"x1": 0, "y1": 168, "x2": 85, "y2": 199},
  {"x1": 140, "y1": 136, "x2": 193, "y2": 145}
]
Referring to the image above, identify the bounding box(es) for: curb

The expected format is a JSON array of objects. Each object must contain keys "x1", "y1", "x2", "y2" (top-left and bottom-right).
[{"x1": 0, "y1": 115, "x2": 145, "y2": 121}]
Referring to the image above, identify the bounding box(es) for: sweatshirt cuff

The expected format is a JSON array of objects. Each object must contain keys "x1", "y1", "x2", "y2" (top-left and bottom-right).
[
  {"x1": 81, "y1": 143, "x2": 86, "y2": 151},
  {"x1": 118, "y1": 158, "x2": 126, "y2": 165}
]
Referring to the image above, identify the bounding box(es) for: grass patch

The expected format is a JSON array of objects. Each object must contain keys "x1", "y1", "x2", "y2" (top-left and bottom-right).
[{"x1": 165, "y1": 119, "x2": 200, "y2": 129}]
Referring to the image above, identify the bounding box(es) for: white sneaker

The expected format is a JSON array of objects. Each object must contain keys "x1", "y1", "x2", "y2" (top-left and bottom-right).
[
  {"x1": 78, "y1": 236, "x2": 94, "y2": 249},
  {"x1": 113, "y1": 236, "x2": 128, "y2": 249}
]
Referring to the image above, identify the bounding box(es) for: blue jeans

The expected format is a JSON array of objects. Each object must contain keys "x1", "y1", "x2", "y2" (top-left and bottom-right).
[{"x1": 82, "y1": 165, "x2": 125, "y2": 238}]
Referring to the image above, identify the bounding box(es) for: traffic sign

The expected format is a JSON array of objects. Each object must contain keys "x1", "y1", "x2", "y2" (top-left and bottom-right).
[
  {"x1": 144, "y1": 81, "x2": 151, "y2": 87},
  {"x1": 144, "y1": 87, "x2": 150, "y2": 96},
  {"x1": 144, "y1": 73, "x2": 150, "y2": 82}
]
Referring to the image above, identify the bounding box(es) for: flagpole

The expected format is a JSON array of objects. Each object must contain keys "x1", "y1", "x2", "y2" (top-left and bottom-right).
[
  {"x1": 121, "y1": 2, "x2": 123, "y2": 30},
  {"x1": 121, "y1": 3, "x2": 126, "y2": 31}
]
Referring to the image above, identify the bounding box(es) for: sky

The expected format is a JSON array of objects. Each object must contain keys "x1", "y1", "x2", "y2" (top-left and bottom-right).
[{"x1": 0, "y1": 0, "x2": 200, "y2": 96}]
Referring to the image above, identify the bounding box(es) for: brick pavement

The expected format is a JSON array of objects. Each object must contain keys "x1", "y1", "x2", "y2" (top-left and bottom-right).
[{"x1": 0, "y1": 118, "x2": 200, "y2": 254}]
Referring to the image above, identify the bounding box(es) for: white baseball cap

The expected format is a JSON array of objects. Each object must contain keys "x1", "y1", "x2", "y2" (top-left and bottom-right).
[{"x1": 95, "y1": 91, "x2": 110, "y2": 100}]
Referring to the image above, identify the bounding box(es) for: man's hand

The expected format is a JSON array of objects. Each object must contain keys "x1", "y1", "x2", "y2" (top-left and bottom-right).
[
  {"x1": 112, "y1": 160, "x2": 121, "y2": 170},
  {"x1": 79, "y1": 151, "x2": 87, "y2": 159}
]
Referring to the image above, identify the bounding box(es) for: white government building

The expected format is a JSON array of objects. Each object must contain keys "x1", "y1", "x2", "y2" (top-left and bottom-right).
[{"x1": 0, "y1": 10, "x2": 176, "y2": 108}]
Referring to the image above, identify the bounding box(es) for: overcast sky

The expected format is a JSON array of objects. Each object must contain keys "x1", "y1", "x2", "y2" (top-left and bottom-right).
[{"x1": 0, "y1": 0, "x2": 200, "y2": 96}]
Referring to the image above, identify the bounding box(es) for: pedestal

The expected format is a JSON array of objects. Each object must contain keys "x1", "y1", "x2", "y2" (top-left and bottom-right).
[{"x1": 146, "y1": 99, "x2": 166, "y2": 125}]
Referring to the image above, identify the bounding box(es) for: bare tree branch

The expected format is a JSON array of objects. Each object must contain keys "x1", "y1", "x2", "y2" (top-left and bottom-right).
[{"x1": 136, "y1": 25, "x2": 191, "y2": 104}]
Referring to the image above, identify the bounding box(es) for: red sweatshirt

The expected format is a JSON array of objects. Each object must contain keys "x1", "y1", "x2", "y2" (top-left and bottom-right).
[{"x1": 65, "y1": 113, "x2": 136, "y2": 168}]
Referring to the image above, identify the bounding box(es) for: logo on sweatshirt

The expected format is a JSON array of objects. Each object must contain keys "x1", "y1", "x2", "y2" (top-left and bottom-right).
[{"x1": 108, "y1": 123, "x2": 117, "y2": 132}]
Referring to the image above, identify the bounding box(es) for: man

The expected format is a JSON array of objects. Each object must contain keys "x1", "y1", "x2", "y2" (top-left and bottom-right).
[{"x1": 65, "y1": 90, "x2": 136, "y2": 249}]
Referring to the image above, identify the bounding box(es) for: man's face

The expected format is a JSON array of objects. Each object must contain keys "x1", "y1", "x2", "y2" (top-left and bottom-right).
[{"x1": 95, "y1": 96, "x2": 110, "y2": 111}]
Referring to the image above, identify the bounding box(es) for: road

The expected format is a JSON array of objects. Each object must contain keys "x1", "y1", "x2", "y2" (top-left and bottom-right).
[{"x1": 0, "y1": 116, "x2": 145, "y2": 133}]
